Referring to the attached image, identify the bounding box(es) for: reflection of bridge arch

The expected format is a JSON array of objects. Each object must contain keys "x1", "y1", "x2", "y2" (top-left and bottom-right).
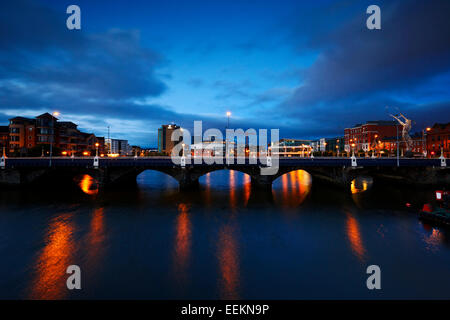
[
  {"x1": 197, "y1": 168, "x2": 251, "y2": 184},
  {"x1": 136, "y1": 169, "x2": 179, "y2": 187},
  {"x1": 198, "y1": 169, "x2": 252, "y2": 209},
  {"x1": 272, "y1": 170, "x2": 312, "y2": 208}
]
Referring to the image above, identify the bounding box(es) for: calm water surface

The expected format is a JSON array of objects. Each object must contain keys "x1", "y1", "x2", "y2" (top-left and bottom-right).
[{"x1": 0, "y1": 170, "x2": 449, "y2": 299}]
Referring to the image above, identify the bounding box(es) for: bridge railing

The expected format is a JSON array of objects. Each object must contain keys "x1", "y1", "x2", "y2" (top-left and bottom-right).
[{"x1": 1, "y1": 156, "x2": 444, "y2": 168}]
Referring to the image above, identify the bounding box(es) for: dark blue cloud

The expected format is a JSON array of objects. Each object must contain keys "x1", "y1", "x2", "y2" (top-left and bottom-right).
[
  {"x1": 279, "y1": 0, "x2": 450, "y2": 136},
  {"x1": 0, "y1": 0, "x2": 166, "y2": 114}
]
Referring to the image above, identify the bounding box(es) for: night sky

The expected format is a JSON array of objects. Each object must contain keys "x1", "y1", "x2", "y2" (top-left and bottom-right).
[{"x1": 1, "y1": 0, "x2": 449, "y2": 146}]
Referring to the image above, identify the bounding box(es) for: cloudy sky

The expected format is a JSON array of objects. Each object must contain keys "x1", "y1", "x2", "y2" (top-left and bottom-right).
[{"x1": 1, "y1": 0, "x2": 449, "y2": 146}]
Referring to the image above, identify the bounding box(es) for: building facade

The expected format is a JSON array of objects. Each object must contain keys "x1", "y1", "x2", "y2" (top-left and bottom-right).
[
  {"x1": 105, "y1": 138, "x2": 131, "y2": 156},
  {"x1": 158, "y1": 124, "x2": 181, "y2": 155},
  {"x1": 270, "y1": 139, "x2": 312, "y2": 157},
  {"x1": 0, "y1": 126, "x2": 9, "y2": 153},
  {"x1": 426, "y1": 123, "x2": 450, "y2": 158},
  {"x1": 325, "y1": 137, "x2": 345, "y2": 154},
  {"x1": 4, "y1": 113, "x2": 104, "y2": 156},
  {"x1": 344, "y1": 120, "x2": 402, "y2": 153},
  {"x1": 379, "y1": 132, "x2": 424, "y2": 156},
  {"x1": 8, "y1": 116, "x2": 36, "y2": 152}
]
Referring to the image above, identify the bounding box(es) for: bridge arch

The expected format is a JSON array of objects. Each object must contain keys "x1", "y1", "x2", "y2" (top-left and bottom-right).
[
  {"x1": 197, "y1": 168, "x2": 252, "y2": 189},
  {"x1": 272, "y1": 169, "x2": 312, "y2": 207},
  {"x1": 136, "y1": 169, "x2": 180, "y2": 189}
]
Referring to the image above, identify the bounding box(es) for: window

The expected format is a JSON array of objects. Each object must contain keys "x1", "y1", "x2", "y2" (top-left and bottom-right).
[{"x1": 10, "y1": 127, "x2": 20, "y2": 134}]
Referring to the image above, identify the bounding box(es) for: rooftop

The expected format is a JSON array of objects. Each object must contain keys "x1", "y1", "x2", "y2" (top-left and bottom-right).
[
  {"x1": 36, "y1": 112, "x2": 58, "y2": 120},
  {"x1": 9, "y1": 116, "x2": 34, "y2": 122}
]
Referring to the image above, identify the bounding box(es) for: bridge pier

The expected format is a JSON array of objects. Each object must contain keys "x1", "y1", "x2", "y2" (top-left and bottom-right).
[
  {"x1": 179, "y1": 177, "x2": 200, "y2": 190},
  {"x1": 250, "y1": 174, "x2": 274, "y2": 190},
  {"x1": 0, "y1": 168, "x2": 53, "y2": 186}
]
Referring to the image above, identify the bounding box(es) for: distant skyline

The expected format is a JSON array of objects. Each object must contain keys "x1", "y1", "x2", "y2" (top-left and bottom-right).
[{"x1": 1, "y1": 0, "x2": 450, "y2": 146}]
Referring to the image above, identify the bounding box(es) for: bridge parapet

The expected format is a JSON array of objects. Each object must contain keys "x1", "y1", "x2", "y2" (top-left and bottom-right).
[
  {"x1": 0, "y1": 157, "x2": 448, "y2": 190},
  {"x1": 0, "y1": 156, "x2": 445, "y2": 168}
]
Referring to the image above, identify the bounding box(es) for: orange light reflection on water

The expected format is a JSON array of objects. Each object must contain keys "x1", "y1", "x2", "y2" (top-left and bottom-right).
[
  {"x1": 85, "y1": 208, "x2": 106, "y2": 274},
  {"x1": 423, "y1": 228, "x2": 444, "y2": 252},
  {"x1": 275, "y1": 170, "x2": 311, "y2": 208},
  {"x1": 229, "y1": 170, "x2": 237, "y2": 210},
  {"x1": 350, "y1": 179, "x2": 369, "y2": 194},
  {"x1": 173, "y1": 203, "x2": 192, "y2": 285},
  {"x1": 28, "y1": 214, "x2": 75, "y2": 299},
  {"x1": 243, "y1": 174, "x2": 251, "y2": 206},
  {"x1": 79, "y1": 174, "x2": 98, "y2": 195},
  {"x1": 217, "y1": 223, "x2": 240, "y2": 299},
  {"x1": 345, "y1": 212, "x2": 367, "y2": 262},
  {"x1": 205, "y1": 172, "x2": 211, "y2": 206}
]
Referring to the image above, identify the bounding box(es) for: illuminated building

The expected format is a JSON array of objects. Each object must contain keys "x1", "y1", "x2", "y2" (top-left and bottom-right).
[
  {"x1": 158, "y1": 124, "x2": 181, "y2": 155},
  {"x1": 270, "y1": 139, "x2": 312, "y2": 157},
  {"x1": 325, "y1": 137, "x2": 345, "y2": 153},
  {"x1": 8, "y1": 116, "x2": 36, "y2": 154},
  {"x1": 379, "y1": 132, "x2": 424, "y2": 155},
  {"x1": 0, "y1": 126, "x2": 9, "y2": 152},
  {"x1": 426, "y1": 123, "x2": 450, "y2": 158},
  {"x1": 344, "y1": 120, "x2": 401, "y2": 153},
  {"x1": 105, "y1": 138, "x2": 131, "y2": 156},
  {"x1": 5, "y1": 113, "x2": 104, "y2": 156}
]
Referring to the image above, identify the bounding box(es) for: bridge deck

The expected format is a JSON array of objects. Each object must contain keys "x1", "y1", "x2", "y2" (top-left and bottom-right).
[{"x1": 1, "y1": 157, "x2": 443, "y2": 168}]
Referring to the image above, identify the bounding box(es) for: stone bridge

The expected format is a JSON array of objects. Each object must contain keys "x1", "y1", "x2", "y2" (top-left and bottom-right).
[{"x1": 0, "y1": 156, "x2": 448, "y2": 190}]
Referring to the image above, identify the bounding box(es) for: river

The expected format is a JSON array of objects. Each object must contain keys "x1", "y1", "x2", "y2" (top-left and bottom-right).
[{"x1": 0, "y1": 170, "x2": 449, "y2": 299}]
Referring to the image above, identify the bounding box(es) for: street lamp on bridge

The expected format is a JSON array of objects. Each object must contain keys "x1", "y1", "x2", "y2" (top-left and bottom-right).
[{"x1": 49, "y1": 111, "x2": 60, "y2": 167}]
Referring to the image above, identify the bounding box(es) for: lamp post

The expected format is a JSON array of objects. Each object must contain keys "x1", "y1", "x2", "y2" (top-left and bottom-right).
[
  {"x1": 396, "y1": 124, "x2": 399, "y2": 167},
  {"x1": 49, "y1": 111, "x2": 60, "y2": 167},
  {"x1": 107, "y1": 126, "x2": 111, "y2": 154},
  {"x1": 423, "y1": 127, "x2": 431, "y2": 158},
  {"x1": 226, "y1": 111, "x2": 231, "y2": 129},
  {"x1": 95, "y1": 142, "x2": 99, "y2": 157},
  {"x1": 225, "y1": 111, "x2": 231, "y2": 158}
]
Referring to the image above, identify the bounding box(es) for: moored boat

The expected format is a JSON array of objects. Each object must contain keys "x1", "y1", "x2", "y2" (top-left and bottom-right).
[{"x1": 420, "y1": 190, "x2": 450, "y2": 226}]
